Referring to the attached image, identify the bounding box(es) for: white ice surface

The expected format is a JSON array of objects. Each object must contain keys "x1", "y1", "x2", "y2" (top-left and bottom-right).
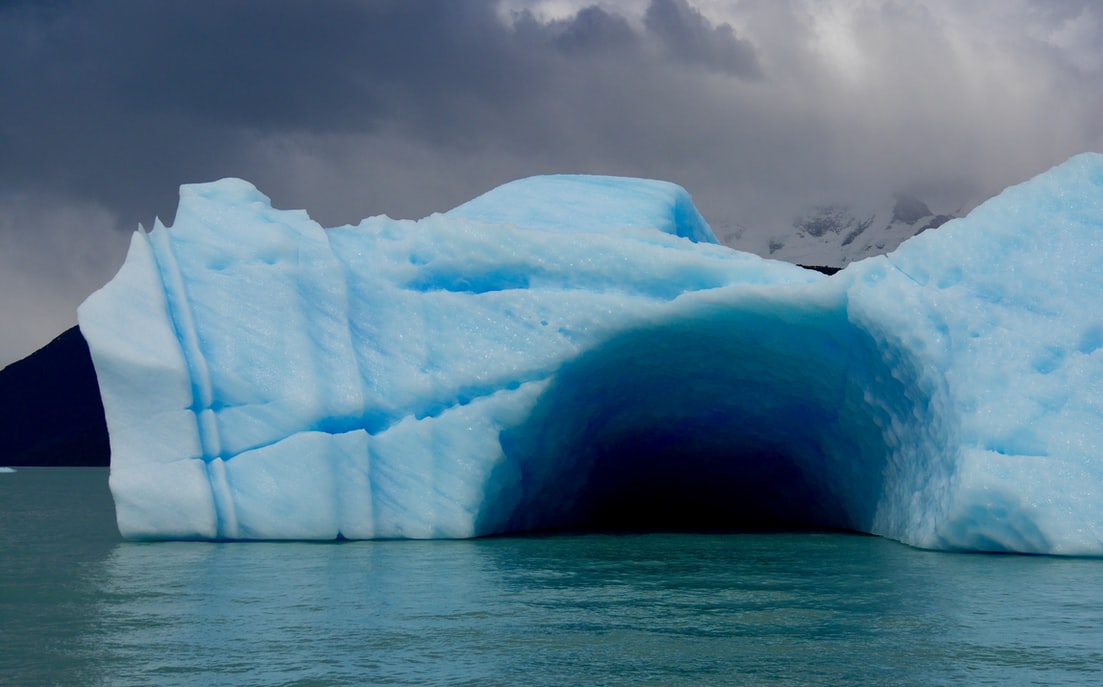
[{"x1": 79, "y1": 160, "x2": 1103, "y2": 554}]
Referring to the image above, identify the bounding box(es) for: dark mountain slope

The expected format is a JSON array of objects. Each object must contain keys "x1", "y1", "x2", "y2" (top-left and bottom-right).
[{"x1": 0, "y1": 326, "x2": 109, "y2": 467}]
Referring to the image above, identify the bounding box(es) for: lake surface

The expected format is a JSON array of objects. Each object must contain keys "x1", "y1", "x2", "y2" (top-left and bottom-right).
[{"x1": 3, "y1": 468, "x2": 1103, "y2": 686}]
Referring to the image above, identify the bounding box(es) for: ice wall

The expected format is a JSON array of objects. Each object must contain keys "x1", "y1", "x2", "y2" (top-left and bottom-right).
[{"x1": 78, "y1": 159, "x2": 1103, "y2": 554}]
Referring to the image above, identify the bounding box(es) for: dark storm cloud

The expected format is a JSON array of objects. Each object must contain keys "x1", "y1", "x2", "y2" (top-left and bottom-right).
[
  {"x1": 1, "y1": 0, "x2": 768, "y2": 227},
  {"x1": 2, "y1": 0, "x2": 1101, "y2": 233},
  {"x1": 644, "y1": 0, "x2": 761, "y2": 77},
  {"x1": 538, "y1": 5, "x2": 638, "y2": 53},
  {"x1": 1, "y1": 1, "x2": 524, "y2": 224}
]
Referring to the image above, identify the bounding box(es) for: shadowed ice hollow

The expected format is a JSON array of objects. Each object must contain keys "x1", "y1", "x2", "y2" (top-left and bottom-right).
[{"x1": 79, "y1": 155, "x2": 1103, "y2": 555}]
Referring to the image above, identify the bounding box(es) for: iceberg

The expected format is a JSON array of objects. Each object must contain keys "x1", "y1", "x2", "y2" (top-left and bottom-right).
[{"x1": 78, "y1": 155, "x2": 1103, "y2": 555}]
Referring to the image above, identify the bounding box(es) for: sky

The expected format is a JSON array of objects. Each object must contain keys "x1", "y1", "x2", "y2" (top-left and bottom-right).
[{"x1": 1, "y1": 0, "x2": 1101, "y2": 368}]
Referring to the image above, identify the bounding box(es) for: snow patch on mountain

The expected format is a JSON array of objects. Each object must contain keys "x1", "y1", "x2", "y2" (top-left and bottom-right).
[{"x1": 715, "y1": 193, "x2": 959, "y2": 268}]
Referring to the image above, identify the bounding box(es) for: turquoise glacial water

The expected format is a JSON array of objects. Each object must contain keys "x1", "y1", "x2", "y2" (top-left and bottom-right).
[{"x1": 3, "y1": 468, "x2": 1103, "y2": 686}]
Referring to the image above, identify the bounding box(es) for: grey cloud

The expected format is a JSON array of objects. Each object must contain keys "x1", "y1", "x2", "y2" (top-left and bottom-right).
[
  {"x1": 2, "y1": 0, "x2": 1099, "y2": 231},
  {"x1": 1, "y1": 1, "x2": 541, "y2": 224},
  {"x1": 0, "y1": 192, "x2": 128, "y2": 368},
  {"x1": 511, "y1": 5, "x2": 639, "y2": 55},
  {"x1": 1026, "y1": 0, "x2": 1100, "y2": 24},
  {"x1": 0, "y1": 0, "x2": 769, "y2": 228},
  {"x1": 550, "y1": 5, "x2": 639, "y2": 53},
  {"x1": 644, "y1": 0, "x2": 762, "y2": 77}
]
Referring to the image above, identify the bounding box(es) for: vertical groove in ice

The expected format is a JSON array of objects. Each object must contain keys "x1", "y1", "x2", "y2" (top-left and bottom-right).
[{"x1": 147, "y1": 224, "x2": 223, "y2": 461}]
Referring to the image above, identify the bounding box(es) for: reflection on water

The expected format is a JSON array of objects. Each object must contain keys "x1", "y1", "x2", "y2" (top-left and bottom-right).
[{"x1": 3, "y1": 469, "x2": 1103, "y2": 686}]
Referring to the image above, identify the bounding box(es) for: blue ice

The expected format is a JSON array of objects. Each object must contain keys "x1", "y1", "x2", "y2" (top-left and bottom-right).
[{"x1": 78, "y1": 156, "x2": 1103, "y2": 555}]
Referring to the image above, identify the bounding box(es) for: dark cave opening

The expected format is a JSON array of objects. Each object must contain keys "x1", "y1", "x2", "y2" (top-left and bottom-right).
[
  {"x1": 479, "y1": 301, "x2": 938, "y2": 537},
  {"x1": 463, "y1": 280, "x2": 964, "y2": 547},
  {"x1": 569, "y1": 426, "x2": 847, "y2": 533}
]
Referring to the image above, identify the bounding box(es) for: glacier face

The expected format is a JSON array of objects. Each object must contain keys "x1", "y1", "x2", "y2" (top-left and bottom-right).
[{"x1": 78, "y1": 157, "x2": 1103, "y2": 554}]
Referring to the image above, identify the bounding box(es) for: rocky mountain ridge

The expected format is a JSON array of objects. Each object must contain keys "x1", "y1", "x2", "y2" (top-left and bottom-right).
[{"x1": 716, "y1": 192, "x2": 959, "y2": 267}]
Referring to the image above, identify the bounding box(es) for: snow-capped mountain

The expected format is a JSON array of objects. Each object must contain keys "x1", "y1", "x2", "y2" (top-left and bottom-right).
[{"x1": 715, "y1": 193, "x2": 958, "y2": 269}]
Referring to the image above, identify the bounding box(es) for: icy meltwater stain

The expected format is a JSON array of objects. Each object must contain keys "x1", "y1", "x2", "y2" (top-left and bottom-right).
[
  {"x1": 4, "y1": 470, "x2": 1103, "y2": 687},
  {"x1": 78, "y1": 155, "x2": 1103, "y2": 553}
]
